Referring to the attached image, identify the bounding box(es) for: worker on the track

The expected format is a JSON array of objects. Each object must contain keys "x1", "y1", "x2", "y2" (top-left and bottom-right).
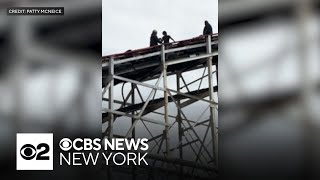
[
  {"x1": 161, "y1": 31, "x2": 175, "y2": 44},
  {"x1": 150, "y1": 30, "x2": 162, "y2": 46},
  {"x1": 203, "y1": 20, "x2": 213, "y2": 35}
]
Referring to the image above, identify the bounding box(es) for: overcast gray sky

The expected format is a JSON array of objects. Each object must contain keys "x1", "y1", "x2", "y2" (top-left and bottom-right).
[{"x1": 102, "y1": 0, "x2": 218, "y2": 55}]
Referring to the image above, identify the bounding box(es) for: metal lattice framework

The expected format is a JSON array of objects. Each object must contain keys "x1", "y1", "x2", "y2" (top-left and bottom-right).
[{"x1": 102, "y1": 34, "x2": 218, "y2": 179}]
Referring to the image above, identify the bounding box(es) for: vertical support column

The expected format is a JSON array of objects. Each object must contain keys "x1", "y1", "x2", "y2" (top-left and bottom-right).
[
  {"x1": 176, "y1": 72, "x2": 184, "y2": 179},
  {"x1": 107, "y1": 58, "x2": 114, "y2": 180},
  {"x1": 206, "y1": 35, "x2": 218, "y2": 166},
  {"x1": 131, "y1": 83, "x2": 136, "y2": 180},
  {"x1": 131, "y1": 83, "x2": 136, "y2": 139},
  {"x1": 108, "y1": 57, "x2": 114, "y2": 140},
  {"x1": 161, "y1": 45, "x2": 170, "y2": 159}
]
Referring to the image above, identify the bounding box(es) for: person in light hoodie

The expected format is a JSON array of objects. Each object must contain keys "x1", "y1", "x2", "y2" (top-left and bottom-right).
[{"x1": 150, "y1": 30, "x2": 162, "y2": 46}]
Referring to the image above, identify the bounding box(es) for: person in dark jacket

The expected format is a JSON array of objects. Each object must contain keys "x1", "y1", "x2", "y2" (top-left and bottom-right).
[
  {"x1": 150, "y1": 30, "x2": 162, "y2": 46},
  {"x1": 162, "y1": 31, "x2": 175, "y2": 44},
  {"x1": 203, "y1": 20, "x2": 213, "y2": 35}
]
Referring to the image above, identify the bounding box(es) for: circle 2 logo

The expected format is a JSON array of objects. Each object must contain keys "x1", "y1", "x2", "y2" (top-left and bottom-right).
[
  {"x1": 16, "y1": 133, "x2": 53, "y2": 170},
  {"x1": 20, "y1": 143, "x2": 50, "y2": 160}
]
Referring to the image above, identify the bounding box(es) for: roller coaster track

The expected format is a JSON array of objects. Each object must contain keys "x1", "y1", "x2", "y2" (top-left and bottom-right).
[{"x1": 102, "y1": 34, "x2": 218, "y2": 179}]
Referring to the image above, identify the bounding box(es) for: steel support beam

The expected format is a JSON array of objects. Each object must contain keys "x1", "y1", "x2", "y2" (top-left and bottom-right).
[
  {"x1": 161, "y1": 45, "x2": 170, "y2": 159},
  {"x1": 108, "y1": 57, "x2": 114, "y2": 140},
  {"x1": 206, "y1": 35, "x2": 218, "y2": 166}
]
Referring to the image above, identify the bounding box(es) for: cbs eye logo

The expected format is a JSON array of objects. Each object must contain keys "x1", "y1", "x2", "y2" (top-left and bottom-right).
[
  {"x1": 20, "y1": 143, "x2": 50, "y2": 160},
  {"x1": 16, "y1": 133, "x2": 53, "y2": 170},
  {"x1": 59, "y1": 138, "x2": 72, "y2": 151}
]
